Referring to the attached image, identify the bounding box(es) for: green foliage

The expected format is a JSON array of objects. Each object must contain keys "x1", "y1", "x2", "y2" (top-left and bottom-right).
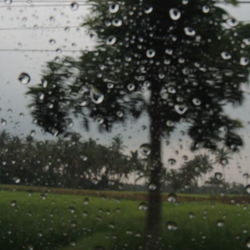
[
  {"x1": 0, "y1": 131, "x2": 143, "y2": 189},
  {"x1": 0, "y1": 190, "x2": 249, "y2": 250}
]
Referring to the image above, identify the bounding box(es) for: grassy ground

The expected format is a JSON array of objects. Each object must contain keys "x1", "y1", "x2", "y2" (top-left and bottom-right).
[{"x1": 0, "y1": 186, "x2": 249, "y2": 250}]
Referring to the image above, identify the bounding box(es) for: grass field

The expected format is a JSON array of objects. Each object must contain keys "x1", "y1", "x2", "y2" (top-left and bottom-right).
[{"x1": 0, "y1": 185, "x2": 249, "y2": 250}]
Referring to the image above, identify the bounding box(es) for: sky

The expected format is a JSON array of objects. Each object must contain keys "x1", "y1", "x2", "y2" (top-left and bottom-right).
[{"x1": 0, "y1": 0, "x2": 250, "y2": 184}]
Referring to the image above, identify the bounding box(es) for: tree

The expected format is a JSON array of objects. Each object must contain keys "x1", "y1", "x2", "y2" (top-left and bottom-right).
[
  {"x1": 166, "y1": 154, "x2": 213, "y2": 192},
  {"x1": 27, "y1": 0, "x2": 250, "y2": 248}
]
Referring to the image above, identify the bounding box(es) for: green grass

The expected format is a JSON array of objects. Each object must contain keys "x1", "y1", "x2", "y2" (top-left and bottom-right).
[{"x1": 0, "y1": 188, "x2": 249, "y2": 250}]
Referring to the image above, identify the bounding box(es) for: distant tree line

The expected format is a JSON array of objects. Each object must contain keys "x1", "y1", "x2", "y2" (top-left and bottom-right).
[
  {"x1": 0, "y1": 130, "x2": 246, "y2": 193},
  {"x1": 0, "y1": 131, "x2": 143, "y2": 189}
]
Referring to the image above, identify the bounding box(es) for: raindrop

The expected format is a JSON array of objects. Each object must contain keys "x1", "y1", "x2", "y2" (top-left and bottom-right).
[
  {"x1": 167, "y1": 193, "x2": 177, "y2": 203},
  {"x1": 166, "y1": 221, "x2": 178, "y2": 231},
  {"x1": 240, "y1": 57, "x2": 249, "y2": 66},
  {"x1": 169, "y1": 8, "x2": 181, "y2": 21},
  {"x1": 148, "y1": 183, "x2": 157, "y2": 191},
  {"x1": 18, "y1": 72, "x2": 31, "y2": 85},
  {"x1": 144, "y1": 6, "x2": 153, "y2": 14},
  {"x1": 168, "y1": 158, "x2": 176, "y2": 165},
  {"x1": 221, "y1": 51, "x2": 231, "y2": 60},
  {"x1": 139, "y1": 143, "x2": 151, "y2": 156},
  {"x1": 146, "y1": 49, "x2": 156, "y2": 58},
  {"x1": 184, "y1": 27, "x2": 196, "y2": 37},
  {"x1": 246, "y1": 237, "x2": 250, "y2": 248},
  {"x1": 189, "y1": 212, "x2": 195, "y2": 219},
  {"x1": 202, "y1": 5, "x2": 210, "y2": 13},
  {"x1": 216, "y1": 220, "x2": 225, "y2": 228},
  {"x1": 138, "y1": 202, "x2": 148, "y2": 211},
  {"x1": 192, "y1": 98, "x2": 201, "y2": 106},
  {"x1": 1, "y1": 119, "x2": 7, "y2": 126},
  {"x1": 127, "y1": 83, "x2": 135, "y2": 91},
  {"x1": 10, "y1": 200, "x2": 17, "y2": 207},
  {"x1": 245, "y1": 185, "x2": 250, "y2": 194},
  {"x1": 83, "y1": 197, "x2": 89, "y2": 205},
  {"x1": 49, "y1": 39, "x2": 56, "y2": 45},
  {"x1": 175, "y1": 104, "x2": 188, "y2": 115},
  {"x1": 106, "y1": 36, "x2": 117, "y2": 45},
  {"x1": 112, "y1": 19, "x2": 122, "y2": 27},
  {"x1": 166, "y1": 120, "x2": 174, "y2": 127},
  {"x1": 243, "y1": 38, "x2": 250, "y2": 46},
  {"x1": 109, "y1": 3, "x2": 119, "y2": 13},
  {"x1": 215, "y1": 172, "x2": 223, "y2": 180},
  {"x1": 70, "y1": 1, "x2": 79, "y2": 11},
  {"x1": 4, "y1": 0, "x2": 12, "y2": 4},
  {"x1": 90, "y1": 87, "x2": 104, "y2": 104}
]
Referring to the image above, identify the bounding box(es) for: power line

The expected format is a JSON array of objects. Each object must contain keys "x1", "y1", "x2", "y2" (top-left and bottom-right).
[
  {"x1": 0, "y1": 1, "x2": 249, "y2": 8},
  {"x1": 0, "y1": 48, "x2": 84, "y2": 52},
  {"x1": 0, "y1": 25, "x2": 83, "y2": 30}
]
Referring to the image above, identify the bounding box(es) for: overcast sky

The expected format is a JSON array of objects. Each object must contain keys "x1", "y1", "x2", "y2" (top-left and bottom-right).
[{"x1": 0, "y1": 1, "x2": 250, "y2": 184}]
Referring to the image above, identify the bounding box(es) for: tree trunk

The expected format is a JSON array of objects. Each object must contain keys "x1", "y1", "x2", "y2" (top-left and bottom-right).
[{"x1": 145, "y1": 96, "x2": 163, "y2": 250}]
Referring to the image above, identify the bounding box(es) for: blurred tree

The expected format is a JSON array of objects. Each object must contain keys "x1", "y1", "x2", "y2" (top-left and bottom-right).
[{"x1": 27, "y1": 0, "x2": 250, "y2": 248}]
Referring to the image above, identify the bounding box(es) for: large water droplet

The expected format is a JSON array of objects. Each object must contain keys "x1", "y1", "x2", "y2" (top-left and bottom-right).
[
  {"x1": 246, "y1": 237, "x2": 250, "y2": 248},
  {"x1": 216, "y1": 220, "x2": 225, "y2": 228},
  {"x1": 70, "y1": 2, "x2": 79, "y2": 11},
  {"x1": 184, "y1": 27, "x2": 196, "y2": 37},
  {"x1": 215, "y1": 172, "x2": 223, "y2": 180},
  {"x1": 166, "y1": 221, "x2": 178, "y2": 231},
  {"x1": 18, "y1": 72, "x2": 31, "y2": 84},
  {"x1": 106, "y1": 36, "x2": 117, "y2": 45},
  {"x1": 169, "y1": 8, "x2": 181, "y2": 21},
  {"x1": 146, "y1": 49, "x2": 156, "y2": 58},
  {"x1": 144, "y1": 6, "x2": 153, "y2": 14},
  {"x1": 138, "y1": 202, "x2": 148, "y2": 211},
  {"x1": 109, "y1": 3, "x2": 119, "y2": 13},
  {"x1": 240, "y1": 57, "x2": 249, "y2": 66},
  {"x1": 90, "y1": 87, "x2": 104, "y2": 104},
  {"x1": 245, "y1": 184, "x2": 250, "y2": 194},
  {"x1": 221, "y1": 51, "x2": 231, "y2": 60},
  {"x1": 202, "y1": 5, "x2": 210, "y2": 13},
  {"x1": 167, "y1": 193, "x2": 177, "y2": 203},
  {"x1": 112, "y1": 19, "x2": 122, "y2": 27},
  {"x1": 175, "y1": 104, "x2": 188, "y2": 115},
  {"x1": 139, "y1": 143, "x2": 151, "y2": 156}
]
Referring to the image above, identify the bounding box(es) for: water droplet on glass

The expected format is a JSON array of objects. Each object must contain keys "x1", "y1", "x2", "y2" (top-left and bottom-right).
[
  {"x1": 49, "y1": 39, "x2": 56, "y2": 45},
  {"x1": 240, "y1": 57, "x2": 249, "y2": 66},
  {"x1": 90, "y1": 87, "x2": 104, "y2": 104},
  {"x1": 184, "y1": 27, "x2": 196, "y2": 37},
  {"x1": 1, "y1": 119, "x2": 7, "y2": 126},
  {"x1": 106, "y1": 36, "x2": 117, "y2": 45},
  {"x1": 246, "y1": 237, "x2": 250, "y2": 248},
  {"x1": 168, "y1": 158, "x2": 176, "y2": 165},
  {"x1": 83, "y1": 197, "x2": 89, "y2": 205},
  {"x1": 144, "y1": 6, "x2": 153, "y2": 14},
  {"x1": 166, "y1": 221, "x2": 178, "y2": 231},
  {"x1": 245, "y1": 185, "x2": 250, "y2": 194},
  {"x1": 138, "y1": 202, "x2": 148, "y2": 211},
  {"x1": 70, "y1": 1, "x2": 79, "y2": 11},
  {"x1": 167, "y1": 193, "x2": 177, "y2": 203},
  {"x1": 109, "y1": 3, "x2": 119, "y2": 13},
  {"x1": 221, "y1": 51, "x2": 231, "y2": 60},
  {"x1": 127, "y1": 83, "x2": 135, "y2": 91},
  {"x1": 18, "y1": 72, "x2": 31, "y2": 85},
  {"x1": 169, "y1": 8, "x2": 181, "y2": 21},
  {"x1": 139, "y1": 143, "x2": 151, "y2": 156},
  {"x1": 112, "y1": 19, "x2": 122, "y2": 27},
  {"x1": 216, "y1": 220, "x2": 225, "y2": 228},
  {"x1": 202, "y1": 5, "x2": 210, "y2": 13},
  {"x1": 148, "y1": 183, "x2": 157, "y2": 191},
  {"x1": 146, "y1": 49, "x2": 156, "y2": 58},
  {"x1": 175, "y1": 104, "x2": 188, "y2": 115},
  {"x1": 4, "y1": 0, "x2": 12, "y2": 5},
  {"x1": 192, "y1": 98, "x2": 201, "y2": 106},
  {"x1": 10, "y1": 200, "x2": 17, "y2": 207},
  {"x1": 215, "y1": 172, "x2": 223, "y2": 180}
]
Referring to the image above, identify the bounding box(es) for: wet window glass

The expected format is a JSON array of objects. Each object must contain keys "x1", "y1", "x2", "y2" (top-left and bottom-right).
[{"x1": 0, "y1": 0, "x2": 250, "y2": 250}]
